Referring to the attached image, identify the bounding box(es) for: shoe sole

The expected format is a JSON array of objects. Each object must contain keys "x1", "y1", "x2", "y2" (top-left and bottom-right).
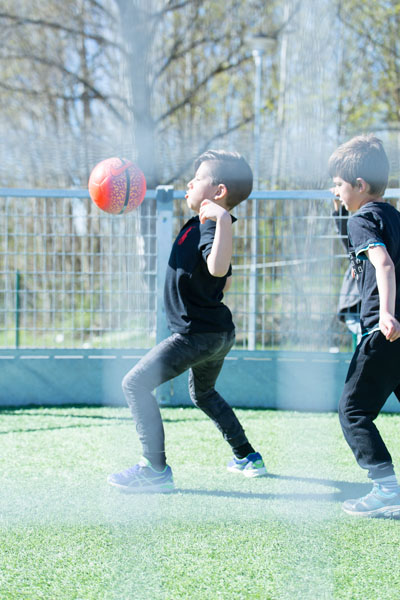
[
  {"x1": 227, "y1": 466, "x2": 267, "y2": 477},
  {"x1": 342, "y1": 505, "x2": 400, "y2": 519},
  {"x1": 108, "y1": 480, "x2": 175, "y2": 494}
]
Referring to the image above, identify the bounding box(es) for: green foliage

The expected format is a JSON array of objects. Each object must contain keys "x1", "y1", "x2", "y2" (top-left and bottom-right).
[
  {"x1": 2, "y1": 0, "x2": 400, "y2": 189},
  {"x1": 334, "y1": 0, "x2": 400, "y2": 185}
]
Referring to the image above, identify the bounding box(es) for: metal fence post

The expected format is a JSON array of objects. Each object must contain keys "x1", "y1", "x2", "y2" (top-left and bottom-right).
[
  {"x1": 15, "y1": 270, "x2": 21, "y2": 348},
  {"x1": 155, "y1": 185, "x2": 174, "y2": 404},
  {"x1": 248, "y1": 197, "x2": 258, "y2": 350}
]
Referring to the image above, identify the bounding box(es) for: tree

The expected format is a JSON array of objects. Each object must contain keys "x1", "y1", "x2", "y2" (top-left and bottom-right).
[
  {"x1": 0, "y1": 0, "x2": 129, "y2": 187},
  {"x1": 333, "y1": 0, "x2": 400, "y2": 184},
  {"x1": 2, "y1": 0, "x2": 399, "y2": 191},
  {"x1": 115, "y1": 0, "x2": 282, "y2": 187},
  {"x1": 0, "y1": 0, "x2": 303, "y2": 189}
]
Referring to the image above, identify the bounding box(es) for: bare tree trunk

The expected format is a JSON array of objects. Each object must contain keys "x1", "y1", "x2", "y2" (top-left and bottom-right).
[
  {"x1": 115, "y1": 0, "x2": 158, "y2": 187},
  {"x1": 271, "y1": 2, "x2": 289, "y2": 189}
]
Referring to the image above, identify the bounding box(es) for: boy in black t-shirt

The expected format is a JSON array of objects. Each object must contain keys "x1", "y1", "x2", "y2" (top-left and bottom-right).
[
  {"x1": 108, "y1": 150, "x2": 266, "y2": 493},
  {"x1": 329, "y1": 135, "x2": 400, "y2": 518}
]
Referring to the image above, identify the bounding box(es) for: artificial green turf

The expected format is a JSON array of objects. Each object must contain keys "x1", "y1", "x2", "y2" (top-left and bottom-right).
[{"x1": 0, "y1": 406, "x2": 399, "y2": 599}]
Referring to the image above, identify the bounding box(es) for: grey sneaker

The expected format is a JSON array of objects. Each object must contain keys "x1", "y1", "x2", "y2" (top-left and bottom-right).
[
  {"x1": 227, "y1": 452, "x2": 267, "y2": 478},
  {"x1": 342, "y1": 483, "x2": 400, "y2": 518},
  {"x1": 107, "y1": 457, "x2": 174, "y2": 493}
]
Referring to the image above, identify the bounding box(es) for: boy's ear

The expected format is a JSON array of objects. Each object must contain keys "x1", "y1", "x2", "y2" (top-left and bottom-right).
[
  {"x1": 356, "y1": 177, "x2": 368, "y2": 192},
  {"x1": 213, "y1": 183, "x2": 228, "y2": 202}
]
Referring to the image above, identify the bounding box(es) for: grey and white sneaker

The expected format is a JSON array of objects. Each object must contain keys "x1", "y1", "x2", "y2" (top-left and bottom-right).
[
  {"x1": 342, "y1": 484, "x2": 400, "y2": 518},
  {"x1": 107, "y1": 457, "x2": 174, "y2": 493}
]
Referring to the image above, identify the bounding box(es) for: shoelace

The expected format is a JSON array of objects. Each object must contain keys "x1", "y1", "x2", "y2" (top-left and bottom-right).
[
  {"x1": 120, "y1": 464, "x2": 142, "y2": 477},
  {"x1": 361, "y1": 484, "x2": 379, "y2": 500},
  {"x1": 359, "y1": 484, "x2": 392, "y2": 503}
]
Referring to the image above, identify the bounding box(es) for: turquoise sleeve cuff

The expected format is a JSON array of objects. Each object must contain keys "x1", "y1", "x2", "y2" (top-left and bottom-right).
[{"x1": 355, "y1": 242, "x2": 386, "y2": 259}]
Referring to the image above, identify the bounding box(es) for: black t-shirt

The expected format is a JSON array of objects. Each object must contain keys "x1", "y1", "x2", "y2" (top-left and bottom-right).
[
  {"x1": 164, "y1": 215, "x2": 234, "y2": 333},
  {"x1": 347, "y1": 201, "x2": 400, "y2": 335}
]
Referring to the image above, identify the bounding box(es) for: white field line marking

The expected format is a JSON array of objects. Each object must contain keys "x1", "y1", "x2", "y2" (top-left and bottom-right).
[{"x1": 20, "y1": 355, "x2": 50, "y2": 360}]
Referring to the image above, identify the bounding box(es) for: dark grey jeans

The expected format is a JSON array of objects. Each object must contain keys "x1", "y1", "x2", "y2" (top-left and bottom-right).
[{"x1": 122, "y1": 329, "x2": 250, "y2": 463}]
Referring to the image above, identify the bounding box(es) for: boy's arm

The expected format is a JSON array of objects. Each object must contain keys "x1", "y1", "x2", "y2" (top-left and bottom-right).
[
  {"x1": 199, "y1": 199, "x2": 232, "y2": 277},
  {"x1": 366, "y1": 245, "x2": 400, "y2": 341}
]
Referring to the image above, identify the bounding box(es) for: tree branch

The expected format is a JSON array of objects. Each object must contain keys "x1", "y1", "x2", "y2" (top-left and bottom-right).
[
  {"x1": 336, "y1": 6, "x2": 399, "y2": 60},
  {"x1": 0, "y1": 81, "x2": 130, "y2": 109},
  {"x1": 164, "y1": 114, "x2": 254, "y2": 185},
  {"x1": 153, "y1": 32, "x2": 236, "y2": 83},
  {"x1": 5, "y1": 52, "x2": 128, "y2": 123},
  {"x1": 157, "y1": 54, "x2": 250, "y2": 123},
  {"x1": 154, "y1": 0, "x2": 195, "y2": 19},
  {"x1": 0, "y1": 12, "x2": 124, "y2": 52}
]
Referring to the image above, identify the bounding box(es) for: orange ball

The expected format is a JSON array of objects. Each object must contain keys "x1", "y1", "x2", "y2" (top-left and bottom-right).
[{"x1": 88, "y1": 157, "x2": 146, "y2": 214}]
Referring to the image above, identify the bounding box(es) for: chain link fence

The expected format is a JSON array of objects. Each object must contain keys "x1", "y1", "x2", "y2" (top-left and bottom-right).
[{"x1": 2, "y1": 187, "x2": 400, "y2": 353}]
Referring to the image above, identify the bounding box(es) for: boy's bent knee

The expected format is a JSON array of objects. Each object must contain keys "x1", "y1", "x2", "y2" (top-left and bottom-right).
[
  {"x1": 190, "y1": 388, "x2": 215, "y2": 409},
  {"x1": 338, "y1": 395, "x2": 361, "y2": 431},
  {"x1": 339, "y1": 396, "x2": 375, "y2": 431},
  {"x1": 190, "y1": 388, "x2": 229, "y2": 415},
  {"x1": 122, "y1": 367, "x2": 143, "y2": 396},
  {"x1": 338, "y1": 396, "x2": 348, "y2": 420}
]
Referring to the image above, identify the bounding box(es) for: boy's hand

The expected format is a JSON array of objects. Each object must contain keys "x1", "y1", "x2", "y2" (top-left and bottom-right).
[
  {"x1": 379, "y1": 312, "x2": 400, "y2": 342},
  {"x1": 199, "y1": 199, "x2": 230, "y2": 224},
  {"x1": 330, "y1": 187, "x2": 341, "y2": 212}
]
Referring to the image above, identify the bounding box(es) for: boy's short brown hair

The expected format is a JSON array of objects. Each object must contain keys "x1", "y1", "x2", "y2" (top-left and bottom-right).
[
  {"x1": 328, "y1": 134, "x2": 389, "y2": 197},
  {"x1": 195, "y1": 150, "x2": 253, "y2": 210}
]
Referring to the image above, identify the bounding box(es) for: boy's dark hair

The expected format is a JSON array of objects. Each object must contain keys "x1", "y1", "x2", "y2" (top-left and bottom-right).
[
  {"x1": 328, "y1": 134, "x2": 389, "y2": 197},
  {"x1": 194, "y1": 149, "x2": 253, "y2": 209}
]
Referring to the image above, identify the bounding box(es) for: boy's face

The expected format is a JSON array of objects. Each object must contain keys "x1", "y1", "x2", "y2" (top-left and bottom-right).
[
  {"x1": 186, "y1": 161, "x2": 219, "y2": 213},
  {"x1": 332, "y1": 176, "x2": 363, "y2": 212}
]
